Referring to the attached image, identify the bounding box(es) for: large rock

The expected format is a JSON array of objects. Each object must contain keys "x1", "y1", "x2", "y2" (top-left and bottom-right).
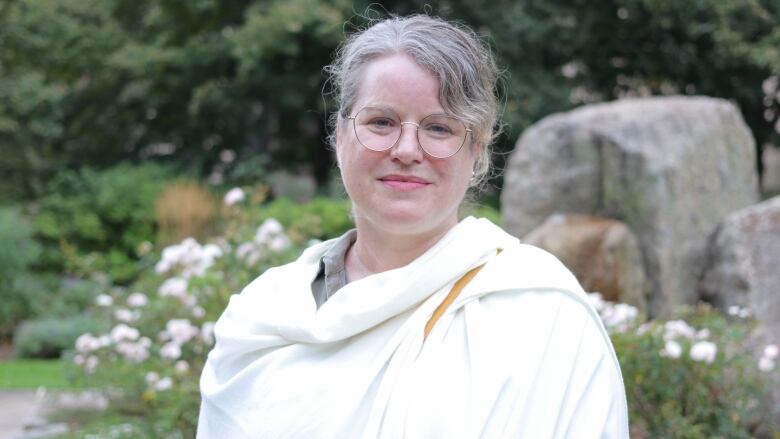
[
  {"x1": 699, "y1": 196, "x2": 780, "y2": 343},
  {"x1": 523, "y1": 214, "x2": 647, "y2": 311},
  {"x1": 762, "y1": 146, "x2": 780, "y2": 196},
  {"x1": 502, "y1": 96, "x2": 759, "y2": 316}
]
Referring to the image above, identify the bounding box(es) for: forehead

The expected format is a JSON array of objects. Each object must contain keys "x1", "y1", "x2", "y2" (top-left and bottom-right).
[{"x1": 354, "y1": 54, "x2": 444, "y2": 115}]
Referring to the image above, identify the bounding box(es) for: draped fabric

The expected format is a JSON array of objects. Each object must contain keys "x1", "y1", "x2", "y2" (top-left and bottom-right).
[{"x1": 198, "y1": 217, "x2": 629, "y2": 438}]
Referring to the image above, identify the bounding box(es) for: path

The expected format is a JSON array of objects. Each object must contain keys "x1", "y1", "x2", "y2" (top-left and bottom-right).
[{"x1": 0, "y1": 390, "x2": 40, "y2": 439}]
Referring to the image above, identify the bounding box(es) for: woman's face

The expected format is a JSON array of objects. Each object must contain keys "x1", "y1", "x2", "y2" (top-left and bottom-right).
[{"x1": 336, "y1": 54, "x2": 476, "y2": 238}]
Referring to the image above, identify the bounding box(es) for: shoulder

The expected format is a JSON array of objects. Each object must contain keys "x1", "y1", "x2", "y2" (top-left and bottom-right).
[
  {"x1": 466, "y1": 242, "x2": 617, "y2": 370},
  {"x1": 473, "y1": 242, "x2": 588, "y2": 302}
]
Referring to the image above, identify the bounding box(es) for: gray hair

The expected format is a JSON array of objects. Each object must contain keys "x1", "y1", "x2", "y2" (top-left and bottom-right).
[{"x1": 325, "y1": 14, "x2": 501, "y2": 188}]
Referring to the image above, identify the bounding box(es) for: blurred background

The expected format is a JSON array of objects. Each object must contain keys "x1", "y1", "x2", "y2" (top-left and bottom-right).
[{"x1": 1, "y1": 0, "x2": 779, "y2": 438}]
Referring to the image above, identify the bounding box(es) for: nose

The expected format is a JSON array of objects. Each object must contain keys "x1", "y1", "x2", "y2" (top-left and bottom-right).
[{"x1": 390, "y1": 122, "x2": 424, "y2": 164}]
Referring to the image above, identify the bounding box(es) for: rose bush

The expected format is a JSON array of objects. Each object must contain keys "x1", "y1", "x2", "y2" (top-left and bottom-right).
[{"x1": 591, "y1": 295, "x2": 779, "y2": 437}]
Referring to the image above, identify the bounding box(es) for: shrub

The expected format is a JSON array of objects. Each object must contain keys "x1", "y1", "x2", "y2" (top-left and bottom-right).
[
  {"x1": 596, "y1": 299, "x2": 779, "y2": 438},
  {"x1": 33, "y1": 163, "x2": 170, "y2": 283},
  {"x1": 0, "y1": 207, "x2": 40, "y2": 338},
  {"x1": 221, "y1": 192, "x2": 353, "y2": 243},
  {"x1": 14, "y1": 314, "x2": 105, "y2": 358}
]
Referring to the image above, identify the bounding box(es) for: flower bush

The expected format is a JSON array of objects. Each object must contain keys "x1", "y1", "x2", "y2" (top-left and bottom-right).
[
  {"x1": 590, "y1": 294, "x2": 779, "y2": 437},
  {"x1": 67, "y1": 204, "x2": 305, "y2": 437}
]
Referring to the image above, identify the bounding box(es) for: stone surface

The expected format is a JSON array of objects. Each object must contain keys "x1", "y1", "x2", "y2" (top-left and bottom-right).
[
  {"x1": 762, "y1": 146, "x2": 780, "y2": 195},
  {"x1": 523, "y1": 214, "x2": 647, "y2": 311},
  {"x1": 699, "y1": 195, "x2": 780, "y2": 344},
  {"x1": 502, "y1": 96, "x2": 759, "y2": 316},
  {"x1": 0, "y1": 390, "x2": 39, "y2": 439}
]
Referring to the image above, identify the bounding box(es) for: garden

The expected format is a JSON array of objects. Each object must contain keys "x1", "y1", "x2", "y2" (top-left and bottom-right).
[{"x1": 2, "y1": 0, "x2": 780, "y2": 438}]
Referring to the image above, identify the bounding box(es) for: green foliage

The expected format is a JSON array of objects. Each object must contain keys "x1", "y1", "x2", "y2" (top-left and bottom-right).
[
  {"x1": 260, "y1": 196, "x2": 354, "y2": 240},
  {"x1": 14, "y1": 314, "x2": 105, "y2": 358},
  {"x1": 611, "y1": 304, "x2": 777, "y2": 437},
  {"x1": 33, "y1": 163, "x2": 170, "y2": 283},
  {"x1": 2, "y1": 0, "x2": 777, "y2": 199},
  {"x1": 0, "y1": 207, "x2": 41, "y2": 338}
]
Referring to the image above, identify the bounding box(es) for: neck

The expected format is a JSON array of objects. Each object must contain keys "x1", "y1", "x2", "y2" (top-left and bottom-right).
[{"x1": 345, "y1": 216, "x2": 458, "y2": 282}]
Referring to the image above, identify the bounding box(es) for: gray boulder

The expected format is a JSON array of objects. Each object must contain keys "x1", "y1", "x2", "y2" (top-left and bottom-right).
[
  {"x1": 699, "y1": 195, "x2": 780, "y2": 343},
  {"x1": 762, "y1": 146, "x2": 780, "y2": 196},
  {"x1": 502, "y1": 96, "x2": 759, "y2": 316}
]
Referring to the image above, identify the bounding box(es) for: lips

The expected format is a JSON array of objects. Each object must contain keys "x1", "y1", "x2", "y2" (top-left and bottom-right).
[{"x1": 378, "y1": 174, "x2": 432, "y2": 191}]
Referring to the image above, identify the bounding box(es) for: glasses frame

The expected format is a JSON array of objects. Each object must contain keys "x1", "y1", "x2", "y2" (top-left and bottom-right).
[{"x1": 346, "y1": 107, "x2": 472, "y2": 159}]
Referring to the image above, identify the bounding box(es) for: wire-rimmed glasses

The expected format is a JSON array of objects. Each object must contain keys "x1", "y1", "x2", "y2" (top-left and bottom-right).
[{"x1": 346, "y1": 107, "x2": 472, "y2": 159}]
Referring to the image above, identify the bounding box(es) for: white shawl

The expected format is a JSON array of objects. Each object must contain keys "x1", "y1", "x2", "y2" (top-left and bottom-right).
[{"x1": 198, "y1": 217, "x2": 629, "y2": 438}]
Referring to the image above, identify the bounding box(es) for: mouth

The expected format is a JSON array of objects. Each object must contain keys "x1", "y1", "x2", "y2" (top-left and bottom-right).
[{"x1": 378, "y1": 174, "x2": 432, "y2": 191}]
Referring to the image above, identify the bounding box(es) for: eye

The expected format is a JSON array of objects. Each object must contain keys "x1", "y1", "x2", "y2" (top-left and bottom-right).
[
  {"x1": 423, "y1": 123, "x2": 454, "y2": 136},
  {"x1": 367, "y1": 117, "x2": 397, "y2": 129}
]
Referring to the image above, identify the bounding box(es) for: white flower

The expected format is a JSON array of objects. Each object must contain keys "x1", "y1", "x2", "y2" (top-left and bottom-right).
[
  {"x1": 155, "y1": 376, "x2": 173, "y2": 391},
  {"x1": 192, "y1": 306, "x2": 205, "y2": 318},
  {"x1": 145, "y1": 371, "x2": 160, "y2": 384},
  {"x1": 201, "y1": 322, "x2": 216, "y2": 345},
  {"x1": 155, "y1": 239, "x2": 223, "y2": 279},
  {"x1": 159, "y1": 277, "x2": 188, "y2": 299},
  {"x1": 73, "y1": 354, "x2": 84, "y2": 365},
  {"x1": 85, "y1": 356, "x2": 99, "y2": 374},
  {"x1": 75, "y1": 333, "x2": 101, "y2": 353},
  {"x1": 166, "y1": 319, "x2": 199, "y2": 345},
  {"x1": 110, "y1": 324, "x2": 140, "y2": 342},
  {"x1": 160, "y1": 342, "x2": 182, "y2": 360},
  {"x1": 95, "y1": 294, "x2": 113, "y2": 307},
  {"x1": 174, "y1": 360, "x2": 190, "y2": 374},
  {"x1": 267, "y1": 235, "x2": 291, "y2": 252},
  {"x1": 660, "y1": 340, "x2": 682, "y2": 359},
  {"x1": 636, "y1": 323, "x2": 652, "y2": 336},
  {"x1": 236, "y1": 242, "x2": 262, "y2": 266},
  {"x1": 696, "y1": 329, "x2": 710, "y2": 339},
  {"x1": 256, "y1": 218, "x2": 284, "y2": 240},
  {"x1": 223, "y1": 187, "x2": 245, "y2": 206},
  {"x1": 114, "y1": 308, "x2": 138, "y2": 323},
  {"x1": 689, "y1": 340, "x2": 718, "y2": 364},
  {"x1": 758, "y1": 356, "x2": 776, "y2": 372},
  {"x1": 127, "y1": 292, "x2": 148, "y2": 307},
  {"x1": 600, "y1": 303, "x2": 638, "y2": 332},
  {"x1": 663, "y1": 320, "x2": 697, "y2": 340},
  {"x1": 763, "y1": 344, "x2": 778, "y2": 360},
  {"x1": 115, "y1": 341, "x2": 149, "y2": 363},
  {"x1": 727, "y1": 305, "x2": 751, "y2": 318}
]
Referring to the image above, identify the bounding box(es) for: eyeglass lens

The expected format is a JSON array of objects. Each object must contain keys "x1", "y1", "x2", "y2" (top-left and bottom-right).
[{"x1": 352, "y1": 107, "x2": 467, "y2": 158}]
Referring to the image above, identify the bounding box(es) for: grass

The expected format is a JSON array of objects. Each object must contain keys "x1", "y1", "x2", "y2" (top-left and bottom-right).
[{"x1": 0, "y1": 359, "x2": 78, "y2": 389}]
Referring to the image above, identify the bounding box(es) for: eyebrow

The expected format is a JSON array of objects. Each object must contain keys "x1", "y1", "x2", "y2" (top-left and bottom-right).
[{"x1": 360, "y1": 104, "x2": 452, "y2": 116}]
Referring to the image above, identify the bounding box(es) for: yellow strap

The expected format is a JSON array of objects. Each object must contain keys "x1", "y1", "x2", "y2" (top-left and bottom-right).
[{"x1": 423, "y1": 249, "x2": 501, "y2": 339}]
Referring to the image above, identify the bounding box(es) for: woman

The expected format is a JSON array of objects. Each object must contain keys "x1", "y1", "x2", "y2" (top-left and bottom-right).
[{"x1": 198, "y1": 15, "x2": 628, "y2": 438}]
